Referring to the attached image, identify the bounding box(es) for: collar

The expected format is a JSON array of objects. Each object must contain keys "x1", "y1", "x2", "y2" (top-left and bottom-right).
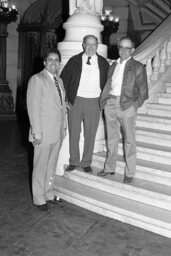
[
  {"x1": 46, "y1": 70, "x2": 57, "y2": 80},
  {"x1": 117, "y1": 56, "x2": 131, "y2": 65},
  {"x1": 83, "y1": 53, "x2": 97, "y2": 60}
]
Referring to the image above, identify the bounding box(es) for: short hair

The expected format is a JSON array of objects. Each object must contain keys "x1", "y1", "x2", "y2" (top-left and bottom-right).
[
  {"x1": 118, "y1": 36, "x2": 135, "y2": 48},
  {"x1": 43, "y1": 48, "x2": 61, "y2": 62},
  {"x1": 83, "y1": 34, "x2": 98, "y2": 44}
]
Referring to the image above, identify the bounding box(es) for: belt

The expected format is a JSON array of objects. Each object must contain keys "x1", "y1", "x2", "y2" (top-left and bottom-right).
[{"x1": 109, "y1": 95, "x2": 120, "y2": 99}]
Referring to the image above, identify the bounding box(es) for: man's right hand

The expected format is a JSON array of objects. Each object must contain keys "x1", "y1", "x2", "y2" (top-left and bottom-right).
[{"x1": 33, "y1": 133, "x2": 42, "y2": 146}]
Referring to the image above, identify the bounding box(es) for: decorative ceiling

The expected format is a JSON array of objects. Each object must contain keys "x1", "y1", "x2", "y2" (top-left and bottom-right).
[{"x1": 129, "y1": 0, "x2": 171, "y2": 31}]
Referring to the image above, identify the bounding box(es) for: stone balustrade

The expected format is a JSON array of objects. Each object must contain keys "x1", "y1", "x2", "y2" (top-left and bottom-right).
[
  {"x1": 132, "y1": 14, "x2": 171, "y2": 112},
  {"x1": 142, "y1": 37, "x2": 171, "y2": 83}
]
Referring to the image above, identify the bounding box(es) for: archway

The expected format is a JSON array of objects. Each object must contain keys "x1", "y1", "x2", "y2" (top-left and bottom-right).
[{"x1": 16, "y1": 0, "x2": 69, "y2": 122}]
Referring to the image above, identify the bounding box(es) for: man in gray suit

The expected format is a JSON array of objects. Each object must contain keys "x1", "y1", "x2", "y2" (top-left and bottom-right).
[{"x1": 27, "y1": 48, "x2": 67, "y2": 211}]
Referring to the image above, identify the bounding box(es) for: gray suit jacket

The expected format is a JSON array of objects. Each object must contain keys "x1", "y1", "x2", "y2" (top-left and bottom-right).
[{"x1": 27, "y1": 69, "x2": 67, "y2": 144}]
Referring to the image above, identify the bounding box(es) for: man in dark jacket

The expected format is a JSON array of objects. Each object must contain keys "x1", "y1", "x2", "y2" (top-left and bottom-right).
[
  {"x1": 60, "y1": 34, "x2": 109, "y2": 173},
  {"x1": 97, "y1": 36, "x2": 148, "y2": 183}
]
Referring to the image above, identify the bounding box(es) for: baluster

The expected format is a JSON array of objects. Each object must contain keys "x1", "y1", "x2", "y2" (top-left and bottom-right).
[
  {"x1": 159, "y1": 41, "x2": 167, "y2": 73},
  {"x1": 166, "y1": 38, "x2": 171, "y2": 65},
  {"x1": 146, "y1": 56, "x2": 153, "y2": 84},
  {"x1": 151, "y1": 50, "x2": 160, "y2": 81}
]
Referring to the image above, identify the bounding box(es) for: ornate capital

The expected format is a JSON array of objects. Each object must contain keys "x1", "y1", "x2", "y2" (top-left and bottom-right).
[{"x1": 0, "y1": 5, "x2": 18, "y2": 24}]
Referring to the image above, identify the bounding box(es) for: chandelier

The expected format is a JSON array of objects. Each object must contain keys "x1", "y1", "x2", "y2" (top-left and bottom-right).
[
  {"x1": 101, "y1": 7, "x2": 119, "y2": 34},
  {"x1": 0, "y1": 0, "x2": 18, "y2": 24}
]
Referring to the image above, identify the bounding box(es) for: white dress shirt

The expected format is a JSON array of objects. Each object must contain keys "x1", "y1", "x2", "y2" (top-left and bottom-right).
[
  {"x1": 77, "y1": 54, "x2": 100, "y2": 98},
  {"x1": 110, "y1": 57, "x2": 131, "y2": 96}
]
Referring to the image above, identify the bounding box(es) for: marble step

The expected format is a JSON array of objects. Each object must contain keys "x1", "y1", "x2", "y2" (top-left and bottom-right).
[
  {"x1": 92, "y1": 153, "x2": 171, "y2": 186},
  {"x1": 136, "y1": 114, "x2": 171, "y2": 131},
  {"x1": 146, "y1": 103, "x2": 171, "y2": 117},
  {"x1": 136, "y1": 128, "x2": 171, "y2": 147},
  {"x1": 63, "y1": 170, "x2": 171, "y2": 210},
  {"x1": 54, "y1": 176, "x2": 171, "y2": 238},
  {"x1": 109, "y1": 141, "x2": 171, "y2": 165},
  {"x1": 166, "y1": 85, "x2": 171, "y2": 93},
  {"x1": 157, "y1": 93, "x2": 171, "y2": 105}
]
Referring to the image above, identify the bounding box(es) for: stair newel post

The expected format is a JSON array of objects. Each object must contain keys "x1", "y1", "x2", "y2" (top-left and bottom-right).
[
  {"x1": 159, "y1": 41, "x2": 167, "y2": 73},
  {"x1": 166, "y1": 37, "x2": 171, "y2": 66},
  {"x1": 146, "y1": 56, "x2": 153, "y2": 84},
  {"x1": 151, "y1": 50, "x2": 160, "y2": 81}
]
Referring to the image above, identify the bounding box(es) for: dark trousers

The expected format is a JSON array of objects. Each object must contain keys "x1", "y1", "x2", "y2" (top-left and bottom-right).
[{"x1": 68, "y1": 96, "x2": 100, "y2": 167}]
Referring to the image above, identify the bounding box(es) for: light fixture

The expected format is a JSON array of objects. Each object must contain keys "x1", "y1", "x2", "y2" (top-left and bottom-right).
[
  {"x1": 0, "y1": 0, "x2": 18, "y2": 116},
  {"x1": 0, "y1": 0, "x2": 18, "y2": 24},
  {"x1": 100, "y1": 7, "x2": 119, "y2": 46}
]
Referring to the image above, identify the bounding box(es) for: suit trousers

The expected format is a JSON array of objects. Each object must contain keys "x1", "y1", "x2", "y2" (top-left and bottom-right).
[
  {"x1": 32, "y1": 138, "x2": 62, "y2": 205},
  {"x1": 68, "y1": 96, "x2": 100, "y2": 167},
  {"x1": 104, "y1": 97, "x2": 137, "y2": 177}
]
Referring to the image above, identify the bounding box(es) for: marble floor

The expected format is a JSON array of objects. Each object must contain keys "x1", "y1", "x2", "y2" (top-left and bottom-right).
[{"x1": 0, "y1": 119, "x2": 171, "y2": 256}]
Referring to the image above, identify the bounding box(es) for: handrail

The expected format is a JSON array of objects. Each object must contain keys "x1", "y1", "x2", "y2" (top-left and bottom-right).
[{"x1": 133, "y1": 14, "x2": 171, "y2": 64}]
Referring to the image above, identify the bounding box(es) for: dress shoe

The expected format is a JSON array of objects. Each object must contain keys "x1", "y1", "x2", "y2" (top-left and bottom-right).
[
  {"x1": 83, "y1": 166, "x2": 93, "y2": 173},
  {"x1": 47, "y1": 196, "x2": 63, "y2": 205},
  {"x1": 36, "y1": 204, "x2": 48, "y2": 211},
  {"x1": 97, "y1": 170, "x2": 115, "y2": 177},
  {"x1": 123, "y1": 176, "x2": 133, "y2": 184},
  {"x1": 65, "y1": 165, "x2": 76, "y2": 172}
]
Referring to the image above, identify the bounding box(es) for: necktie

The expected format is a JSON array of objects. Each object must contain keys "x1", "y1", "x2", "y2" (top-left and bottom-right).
[
  {"x1": 86, "y1": 56, "x2": 91, "y2": 65},
  {"x1": 53, "y1": 76, "x2": 63, "y2": 105}
]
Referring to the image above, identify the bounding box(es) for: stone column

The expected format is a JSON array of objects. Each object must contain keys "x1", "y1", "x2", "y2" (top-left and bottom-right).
[{"x1": 0, "y1": 23, "x2": 14, "y2": 115}]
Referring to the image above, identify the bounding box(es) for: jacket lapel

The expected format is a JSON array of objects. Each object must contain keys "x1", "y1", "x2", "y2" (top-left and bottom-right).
[
  {"x1": 42, "y1": 69, "x2": 63, "y2": 107},
  {"x1": 103, "y1": 61, "x2": 117, "y2": 95}
]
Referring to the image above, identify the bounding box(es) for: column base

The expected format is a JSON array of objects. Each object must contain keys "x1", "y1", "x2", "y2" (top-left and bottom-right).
[{"x1": 0, "y1": 81, "x2": 15, "y2": 118}]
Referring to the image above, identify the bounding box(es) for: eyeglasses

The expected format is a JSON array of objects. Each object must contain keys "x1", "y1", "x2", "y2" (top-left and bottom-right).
[
  {"x1": 118, "y1": 46, "x2": 133, "y2": 52},
  {"x1": 46, "y1": 58, "x2": 60, "y2": 63}
]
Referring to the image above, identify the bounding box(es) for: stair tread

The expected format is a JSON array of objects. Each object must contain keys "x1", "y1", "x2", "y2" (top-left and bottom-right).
[
  {"x1": 54, "y1": 176, "x2": 171, "y2": 225},
  {"x1": 117, "y1": 138, "x2": 171, "y2": 152},
  {"x1": 136, "y1": 157, "x2": 171, "y2": 173},
  {"x1": 136, "y1": 130, "x2": 171, "y2": 146},
  {"x1": 147, "y1": 103, "x2": 171, "y2": 108},
  {"x1": 136, "y1": 127, "x2": 171, "y2": 136},
  {"x1": 93, "y1": 152, "x2": 171, "y2": 174},
  {"x1": 158, "y1": 93, "x2": 171, "y2": 98},
  {"x1": 136, "y1": 141, "x2": 171, "y2": 152},
  {"x1": 138, "y1": 113, "x2": 171, "y2": 121},
  {"x1": 70, "y1": 168, "x2": 171, "y2": 198}
]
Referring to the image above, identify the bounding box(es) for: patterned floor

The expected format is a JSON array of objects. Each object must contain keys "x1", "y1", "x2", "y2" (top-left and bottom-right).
[{"x1": 0, "y1": 119, "x2": 170, "y2": 256}]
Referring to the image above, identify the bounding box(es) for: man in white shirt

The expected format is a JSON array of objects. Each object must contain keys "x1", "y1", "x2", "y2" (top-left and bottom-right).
[
  {"x1": 61, "y1": 35, "x2": 109, "y2": 173},
  {"x1": 97, "y1": 36, "x2": 148, "y2": 183}
]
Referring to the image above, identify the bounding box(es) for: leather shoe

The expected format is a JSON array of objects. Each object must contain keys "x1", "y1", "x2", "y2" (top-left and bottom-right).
[
  {"x1": 47, "y1": 196, "x2": 63, "y2": 205},
  {"x1": 123, "y1": 176, "x2": 133, "y2": 184},
  {"x1": 36, "y1": 204, "x2": 48, "y2": 211},
  {"x1": 65, "y1": 165, "x2": 76, "y2": 172},
  {"x1": 83, "y1": 166, "x2": 93, "y2": 173},
  {"x1": 97, "y1": 170, "x2": 115, "y2": 177}
]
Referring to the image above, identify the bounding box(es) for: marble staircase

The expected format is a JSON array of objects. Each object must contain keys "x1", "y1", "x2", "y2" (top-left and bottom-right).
[
  {"x1": 53, "y1": 11, "x2": 171, "y2": 238},
  {"x1": 145, "y1": 83, "x2": 171, "y2": 117},
  {"x1": 54, "y1": 82, "x2": 171, "y2": 238}
]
